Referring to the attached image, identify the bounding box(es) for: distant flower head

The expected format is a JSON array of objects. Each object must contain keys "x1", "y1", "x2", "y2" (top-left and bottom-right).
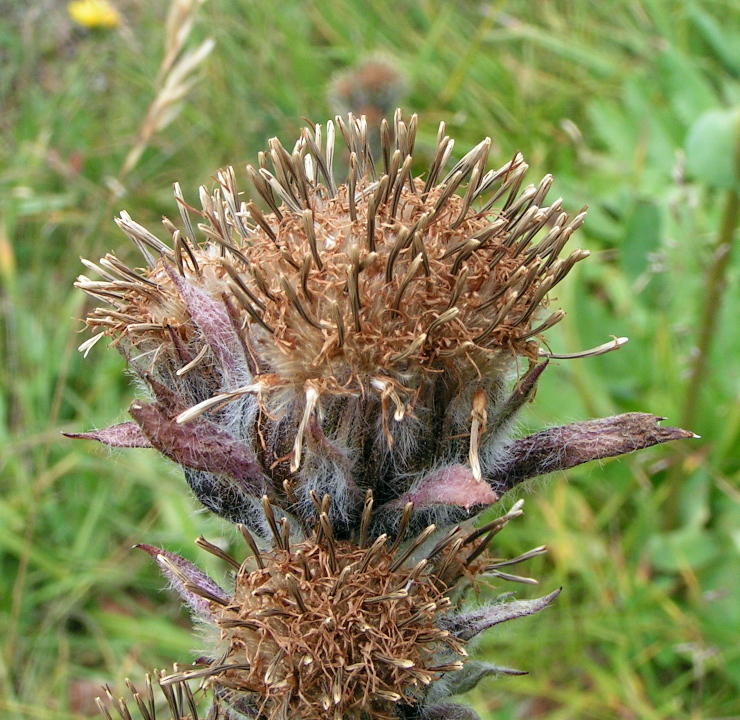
[
  {"x1": 329, "y1": 55, "x2": 408, "y2": 132},
  {"x1": 68, "y1": 0, "x2": 120, "y2": 29}
]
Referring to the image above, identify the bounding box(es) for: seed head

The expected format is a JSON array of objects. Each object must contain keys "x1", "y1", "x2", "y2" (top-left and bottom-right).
[
  {"x1": 73, "y1": 110, "x2": 601, "y2": 541},
  {"x1": 329, "y1": 55, "x2": 408, "y2": 131},
  {"x1": 114, "y1": 495, "x2": 555, "y2": 720}
]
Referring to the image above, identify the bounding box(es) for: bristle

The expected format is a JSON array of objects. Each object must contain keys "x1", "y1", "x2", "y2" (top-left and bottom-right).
[
  {"x1": 238, "y1": 524, "x2": 265, "y2": 569},
  {"x1": 347, "y1": 152, "x2": 358, "y2": 222},
  {"x1": 366, "y1": 175, "x2": 388, "y2": 252},
  {"x1": 279, "y1": 517, "x2": 291, "y2": 554},
  {"x1": 319, "y1": 513, "x2": 338, "y2": 572},
  {"x1": 468, "y1": 388, "x2": 487, "y2": 481},
  {"x1": 384, "y1": 224, "x2": 412, "y2": 282},
  {"x1": 280, "y1": 275, "x2": 321, "y2": 330},
  {"x1": 291, "y1": 384, "x2": 319, "y2": 472},
  {"x1": 347, "y1": 245, "x2": 362, "y2": 331},
  {"x1": 389, "y1": 154, "x2": 413, "y2": 217},
  {"x1": 261, "y1": 496, "x2": 284, "y2": 549},
  {"x1": 389, "y1": 524, "x2": 435, "y2": 573},
  {"x1": 391, "y1": 252, "x2": 423, "y2": 312},
  {"x1": 124, "y1": 678, "x2": 153, "y2": 720},
  {"x1": 245, "y1": 201, "x2": 277, "y2": 242},
  {"x1": 389, "y1": 501, "x2": 414, "y2": 553},
  {"x1": 385, "y1": 150, "x2": 401, "y2": 201},
  {"x1": 222, "y1": 260, "x2": 266, "y2": 311},
  {"x1": 160, "y1": 663, "x2": 251, "y2": 685},
  {"x1": 195, "y1": 536, "x2": 241, "y2": 569},
  {"x1": 359, "y1": 490, "x2": 374, "y2": 548},
  {"x1": 291, "y1": 148, "x2": 311, "y2": 207},
  {"x1": 358, "y1": 533, "x2": 388, "y2": 573}
]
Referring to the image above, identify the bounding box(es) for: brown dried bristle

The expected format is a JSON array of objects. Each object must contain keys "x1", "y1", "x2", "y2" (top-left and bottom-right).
[
  {"x1": 95, "y1": 668, "x2": 201, "y2": 720},
  {"x1": 78, "y1": 111, "x2": 587, "y2": 407},
  {"x1": 182, "y1": 515, "x2": 491, "y2": 720}
]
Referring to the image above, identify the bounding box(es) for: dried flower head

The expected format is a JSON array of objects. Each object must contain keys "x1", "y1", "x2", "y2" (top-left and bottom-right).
[
  {"x1": 74, "y1": 110, "x2": 691, "y2": 720},
  {"x1": 96, "y1": 496, "x2": 556, "y2": 720}
]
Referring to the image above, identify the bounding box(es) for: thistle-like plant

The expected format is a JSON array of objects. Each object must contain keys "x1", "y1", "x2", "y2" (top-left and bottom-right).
[{"x1": 74, "y1": 111, "x2": 690, "y2": 720}]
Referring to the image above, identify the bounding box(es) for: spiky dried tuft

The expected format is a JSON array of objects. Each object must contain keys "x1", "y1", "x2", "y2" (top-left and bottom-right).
[
  {"x1": 133, "y1": 496, "x2": 553, "y2": 720},
  {"x1": 95, "y1": 668, "x2": 201, "y2": 720},
  {"x1": 81, "y1": 113, "x2": 584, "y2": 391},
  {"x1": 73, "y1": 111, "x2": 606, "y2": 540}
]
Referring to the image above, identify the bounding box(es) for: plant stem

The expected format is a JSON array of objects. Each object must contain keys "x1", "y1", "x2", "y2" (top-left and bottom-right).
[
  {"x1": 663, "y1": 187, "x2": 740, "y2": 530},
  {"x1": 680, "y1": 188, "x2": 740, "y2": 431}
]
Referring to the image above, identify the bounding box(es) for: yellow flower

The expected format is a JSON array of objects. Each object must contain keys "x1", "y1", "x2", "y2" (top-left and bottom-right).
[{"x1": 67, "y1": 0, "x2": 120, "y2": 30}]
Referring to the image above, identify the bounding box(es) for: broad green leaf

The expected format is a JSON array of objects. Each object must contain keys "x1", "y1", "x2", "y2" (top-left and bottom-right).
[
  {"x1": 685, "y1": 107, "x2": 740, "y2": 189},
  {"x1": 648, "y1": 526, "x2": 721, "y2": 572},
  {"x1": 621, "y1": 198, "x2": 661, "y2": 284}
]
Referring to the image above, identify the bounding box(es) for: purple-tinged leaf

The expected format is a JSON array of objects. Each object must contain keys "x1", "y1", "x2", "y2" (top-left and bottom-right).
[
  {"x1": 439, "y1": 588, "x2": 561, "y2": 641},
  {"x1": 136, "y1": 544, "x2": 229, "y2": 620},
  {"x1": 63, "y1": 422, "x2": 152, "y2": 448},
  {"x1": 165, "y1": 265, "x2": 250, "y2": 389},
  {"x1": 488, "y1": 414, "x2": 694, "y2": 494},
  {"x1": 386, "y1": 464, "x2": 498, "y2": 511},
  {"x1": 129, "y1": 399, "x2": 267, "y2": 496}
]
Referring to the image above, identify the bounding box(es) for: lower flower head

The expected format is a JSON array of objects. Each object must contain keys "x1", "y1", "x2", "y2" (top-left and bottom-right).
[{"x1": 129, "y1": 495, "x2": 556, "y2": 720}]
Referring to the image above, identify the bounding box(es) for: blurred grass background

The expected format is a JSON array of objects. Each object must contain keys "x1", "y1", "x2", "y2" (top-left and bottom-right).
[{"x1": 1, "y1": 0, "x2": 740, "y2": 718}]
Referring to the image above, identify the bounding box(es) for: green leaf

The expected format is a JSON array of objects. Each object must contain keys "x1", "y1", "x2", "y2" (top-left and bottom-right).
[
  {"x1": 677, "y1": 468, "x2": 711, "y2": 529},
  {"x1": 657, "y1": 49, "x2": 718, "y2": 128},
  {"x1": 688, "y1": 7, "x2": 740, "y2": 76},
  {"x1": 685, "y1": 107, "x2": 740, "y2": 189},
  {"x1": 621, "y1": 198, "x2": 661, "y2": 284},
  {"x1": 649, "y1": 526, "x2": 721, "y2": 572}
]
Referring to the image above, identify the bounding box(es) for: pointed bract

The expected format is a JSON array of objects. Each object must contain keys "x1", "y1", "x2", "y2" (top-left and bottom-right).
[
  {"x1": 440, "y1": 588, "x2": 561, "y2": 642},
  {"x1": 426, "y1": 660, "x2": 526, "y2": 705},
  {"x1": 136, "y1": 544, "x2": 229, "y2": 620},
  {"x1": 64, "y1": 422, "x2": 151, "y2": 448},
  {"x1": 130, "y1": 400, "x2": 267, "y2": 495},
  {"x1": 489, "y1": 414, "x2": 693, "y2": 495}
]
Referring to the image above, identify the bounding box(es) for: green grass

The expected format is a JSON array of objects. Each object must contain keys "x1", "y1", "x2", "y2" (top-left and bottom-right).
[{"x1": 2, "y1": 0, "x2": 740, "y2": 717}]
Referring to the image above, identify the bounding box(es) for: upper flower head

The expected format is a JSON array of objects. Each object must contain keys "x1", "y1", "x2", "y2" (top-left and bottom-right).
[{"x1": 74, "y1": 111, "x2": 685, "y2": 542}]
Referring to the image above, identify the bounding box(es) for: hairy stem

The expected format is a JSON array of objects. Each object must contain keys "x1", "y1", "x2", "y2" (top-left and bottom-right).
[
  {"x1": 663, "y1": 188, "x2": 740, "y2": 530},
  {"x1": 680, "y1": 188, "x2": 740, "y2": 431}
]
